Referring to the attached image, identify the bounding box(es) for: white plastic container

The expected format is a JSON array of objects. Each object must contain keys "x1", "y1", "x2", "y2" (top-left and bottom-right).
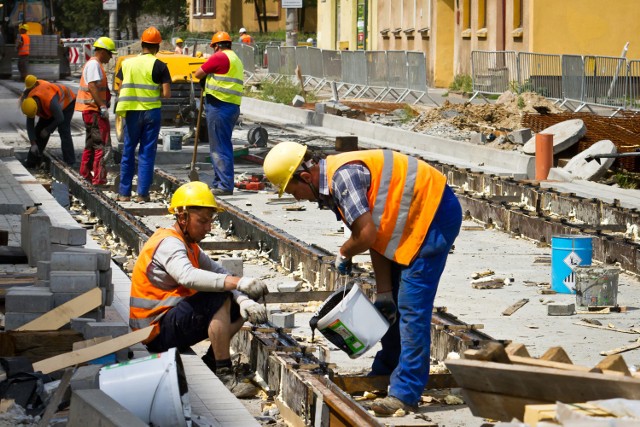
[
  {"x1": 99, "y1": 347, "x2": 190, "y2": 427},
  {"x1": 162, "y1": 130, "x2": 183, "y2": 152},
  {"x1": 315, "y1": 284, "x2": 390, "y2": 359}
]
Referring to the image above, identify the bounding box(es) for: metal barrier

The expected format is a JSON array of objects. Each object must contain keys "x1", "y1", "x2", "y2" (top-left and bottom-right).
[
  {"x1": 560, "y1": 54, "x2": 585, "y2": 109},
  {"x1": 627, "y1": 60, "x2": 640, "y2": 112},
  {"x1": 518, "y1": 52, "x2": 562, "y2": 101},
  {"x1": 232, "y1": 43, "x2": 256, "y2": 81},
  {"x1": 582, "y1": 55, "x2": 627, "y2": 114},
  {"x1": 340, "y1": 50, "x2": 367, "y2": 97},
  {"x1": 470, "y1": 51, "x2": 519, "y2": 101}
]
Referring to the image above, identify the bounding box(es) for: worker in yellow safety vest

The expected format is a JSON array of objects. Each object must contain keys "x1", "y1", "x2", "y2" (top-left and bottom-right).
[
  {"x1": 75, "y1": 36, "x2": 117, "y2": 186},
  {"x1": 194, "y1": 31, "x2": 244, "y2": 196},
  {"x1": 115, "y1": 26, "x2": 171, "y2": 203},
  {"x1": 263, "y1": 142, "x2": 463, "y2": 416},
  {"x1": 129, "y1": 181, "x2": 268, "y2": 398}
]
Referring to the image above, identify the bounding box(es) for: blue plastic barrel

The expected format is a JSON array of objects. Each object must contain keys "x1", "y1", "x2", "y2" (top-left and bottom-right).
[{"x1": 551, "y1": 235, "x2": 593, "y2": 293}]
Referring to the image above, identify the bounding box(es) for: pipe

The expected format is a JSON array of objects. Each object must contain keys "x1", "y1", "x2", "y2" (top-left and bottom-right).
[{"x1": 535, "y1": 133, "x2": 553, "y2": 180}]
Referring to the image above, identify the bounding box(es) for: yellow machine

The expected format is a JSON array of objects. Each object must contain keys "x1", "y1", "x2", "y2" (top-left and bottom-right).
[{"x1": 112, "y1": 51, "x2": 206, "y2": 142}]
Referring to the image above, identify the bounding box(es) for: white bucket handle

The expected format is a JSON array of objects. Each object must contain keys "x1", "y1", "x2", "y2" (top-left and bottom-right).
[{"x1": 338, "y1": 283, "x2": 354, "y2": 313}]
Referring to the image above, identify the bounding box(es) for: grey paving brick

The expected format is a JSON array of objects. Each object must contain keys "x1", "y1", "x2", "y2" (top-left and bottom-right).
[
  {"x1": 5, "y1": 287, "x2": 53, "y2": 313},
  {"x1": 50, "y1": 271, "x2": 98, "y2": 292},
  {"x1": 4, "y1": 312, "x2": 41, "y2": 330},
  {"x1": 68, "y1": 390, "x2": 148, "y2": 427},
  {"x1": 51, "y1": 251, "x2": 98, "y2": 271}
]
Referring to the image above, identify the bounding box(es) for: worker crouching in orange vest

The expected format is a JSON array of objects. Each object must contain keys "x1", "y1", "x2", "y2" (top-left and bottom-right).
[
  {"x1": 129, "y1": 182, "x2": 269, "y2": 398},
  {"x1": 75, "y1": 37, "x2": 117, "y2": 186},
  {"x1": 21, "y1": 80, "x2": 76, "y2": 168}
]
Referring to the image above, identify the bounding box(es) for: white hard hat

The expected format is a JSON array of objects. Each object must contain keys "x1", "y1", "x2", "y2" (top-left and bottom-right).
[
  {"x1": 307, "y1": 38, "x2": 314, "y2": 43},
  {"x1": 239, "y1": 28, "x2": 247, "y2": 34}
]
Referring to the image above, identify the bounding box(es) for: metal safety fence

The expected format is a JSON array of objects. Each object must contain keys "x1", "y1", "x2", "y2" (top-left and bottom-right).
[
  {"x1": 264, "y1": 46, "x2": 437, "y2": 105},
  {"x1": 472, "y1": 50, "x2": 640, "y2": 114}
]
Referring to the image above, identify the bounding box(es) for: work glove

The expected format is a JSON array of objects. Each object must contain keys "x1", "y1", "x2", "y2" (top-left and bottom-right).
[
  {"x1": 236, "y1": 277, "x2": 269, "y2": 301},
  {"x1": 334, "y1": 252, "x2": 353, "y2": 276},
  {"x1": 237, "y1": 295, "x2": 268, "y2": 324},
  {"x1": 29, "y1": 144, "x2": 41, "y2": 157},
  {"x1": 100, "y1": 105, "x2": 109, "y2": 119},
  {"x1": 39, "y1": 129, "x2": 50, "y2": 140},
  {"x1": 374, "y1": 291, "x2": 398, "y2": 325}
]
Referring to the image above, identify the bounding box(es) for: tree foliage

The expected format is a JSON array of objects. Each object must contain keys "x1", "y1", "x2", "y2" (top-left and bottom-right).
[{"x1": 53, "y1": 0, "x2": 107, "y2": 37}]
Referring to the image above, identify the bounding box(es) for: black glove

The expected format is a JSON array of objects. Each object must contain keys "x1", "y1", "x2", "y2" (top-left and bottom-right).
[
  {"x1": 39, "y1": 129, "x2": 50, "y2": 140},
  {"x1": 374, "y1": 292, "x2": 398, "y2": 325},
  {"x1": 199, "y1": 77, "x2": 206, "y2": 90},
  {"x1": 29, "y1": 144, "x2": 41, "y2": 157}
]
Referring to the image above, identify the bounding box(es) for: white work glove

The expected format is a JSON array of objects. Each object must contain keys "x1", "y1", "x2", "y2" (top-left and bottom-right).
[
  {"x1": 237, "y1": 295, "x2": 268, "y2": 324},
  {"x1": 374, "y1": 291, "x2": 398, "y2": 325},
  {"x1": 334, "y1": 252, "x2": 353, "y2": 275},
  {"x1": 100, "y1": 105, "x2": 109, "y2": 119},
  {"x1": 29, "y1": 144, "x2": 41, "y2": 157},
  {"x1": 236, "y1": 277, "x2": 269, "y2": 301}
]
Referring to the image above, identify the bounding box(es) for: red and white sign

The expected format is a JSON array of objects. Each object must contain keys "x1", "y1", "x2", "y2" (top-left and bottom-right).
[
  {"x1": 103, "y1": 0, "x2": 117, "y2": 11},
  {"x1": 68, "y1": 47, "x2": 79, "y2": 63}
]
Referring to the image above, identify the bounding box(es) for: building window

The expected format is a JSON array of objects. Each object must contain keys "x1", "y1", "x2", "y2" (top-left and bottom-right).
[
  {"x1": 478, "y1": 0, "x2": 486, "y2": 29},
  {"x1": 193, "y1": 0, "x2": 215, "y2": 16},
  {"x1": 513, "y1": 0, "x2": 523, "y2": 28},
  {"x1": 463, "y1": 0, "x2": 471, "y2": 30}
]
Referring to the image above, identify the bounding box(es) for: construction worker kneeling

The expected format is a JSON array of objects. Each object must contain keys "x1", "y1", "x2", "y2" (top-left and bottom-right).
[{"x1": 128, "y1": 181, "x2": 269, "y2": 398}]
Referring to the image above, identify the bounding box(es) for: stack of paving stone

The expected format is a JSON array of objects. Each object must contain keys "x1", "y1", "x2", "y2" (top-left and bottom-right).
[{"x1": 4, "y1": 247, "x2": 114, "y2": 330}]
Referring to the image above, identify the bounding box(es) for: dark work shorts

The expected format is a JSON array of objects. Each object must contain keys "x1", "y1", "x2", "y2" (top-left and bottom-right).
[{"x1": 145, "y1": 291, "x2": 242, "y2": 353}]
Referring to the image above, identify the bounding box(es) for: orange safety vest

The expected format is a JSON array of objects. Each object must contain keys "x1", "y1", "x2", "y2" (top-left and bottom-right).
[
  {"x1": 18, "y1": 34, "x2": 30, "y2": 56},
  {"x1": 326, "y1": 150, "x2": 447, "y2": 266},
  {"x1": 75, "y1": 58, "x2": 108, "y2": 112},
  {"x1": 240, "y1": 33, "x2": 253, "y2": 44},
  {"x1": 129, "y1": 228, "x2": 199, "y2": 343},
  {"x1": 28, "y1": 81, "x2": 76, "y2": 119}
]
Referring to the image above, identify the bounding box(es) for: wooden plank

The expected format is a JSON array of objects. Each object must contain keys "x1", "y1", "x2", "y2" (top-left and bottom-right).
[
  {"x1": 123, "y1": 206, "x2": 172, "y2": 216},
  {"x1": 16, "y1": 287, "x2": 102, "y2": 331},
  {"x1": 37, "y1": 368, "x2": 74, "y2": 427},
  {"x1": 463, "y1": 342, "x2": 511, "y2": 364},
  {"x1": 461, "y1": 388, "x2": 548, "y2": 422},
  {"x1": 540, "y1": 346, "x2": 573, "y2": 364},
  {"x1": 595, "y1": 354, "x2": 631, "y2": 376},
  {"x1": 446, "y1": 359, "x2": 640, "y2": 407},
  {"x1": 274, "y1": 398, "x2": 306, "y2": 427},
  {"x1": 32, "y1": 326, "x2": 153, "y2": 374},
  {"x1": 505, "y1": 343, "x2": 530, "y2": 357},
  {"x1": 502, "y1": 298, "x2": 529, "y2": 316},
  {"x1": 434, "y1": 324, "x2": 484, "y2": 331},
  {"x1": 332, "y1": 372, "x2": 457, "y2": 394},
  {"x1": 509, "y1": 355, "x2": 598, "y2": 373},
  {"x1": 600, "y1": 339, "x2": 640, "y2": 357},
  {"x1": 573, "y1": 321, "x2": 640, "y2": 334}
]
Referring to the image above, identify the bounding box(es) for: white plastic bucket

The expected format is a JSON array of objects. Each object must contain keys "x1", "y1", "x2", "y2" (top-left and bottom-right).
[
  {"x1": 316, "y1": 284, "x2": 390, "y2": 359},
  {"x1": 162, "y1": 130, "x2": 183, "y2": 152},
  {"x1": 99, "y1": 347, "x2": 190, "y2": 427}
]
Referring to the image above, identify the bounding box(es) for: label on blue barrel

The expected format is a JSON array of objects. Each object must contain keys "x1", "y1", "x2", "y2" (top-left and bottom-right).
[{"x1": 562, "y1": 251, "x2": 582, "y2": 291}]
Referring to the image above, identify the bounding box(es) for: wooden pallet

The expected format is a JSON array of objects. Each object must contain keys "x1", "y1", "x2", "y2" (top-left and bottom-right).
[{"x1": 445, "y1": 342, "x2": 640, "y2": 422}]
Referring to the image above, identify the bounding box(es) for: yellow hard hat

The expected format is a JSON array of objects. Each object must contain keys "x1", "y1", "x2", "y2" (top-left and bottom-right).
[
  {"x1": 24, "y1": 75, "x2": 38, "y2": 89},
  {"x1": 21, "y1": 98, "x2": 38, "y2": 118},
  {"x1": 169, "y1": 181, "x2": 223, "y2": 214},
  {"x1": 94, "y1": 36, "x2": 117, "y2": 54},
  {"x1": 195, "y1": 51, "x2": 203, "y2": 58},
  {"x1": 263, "y1": 141, "x2": 307, "y2": 197},
  {"x1": 176, "y1": 38, "x2": 184, "y2": 44},
  {"x1": 19, "y1": 24, "x2": 29, "y2": 31}
]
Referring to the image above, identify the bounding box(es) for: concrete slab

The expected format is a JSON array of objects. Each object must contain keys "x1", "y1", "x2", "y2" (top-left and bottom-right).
[
  {"x1": 562, "y1": 139, "x2": 617, "y2": 181},
  {"x1": 521, "y1": 119, "x2": 587, "y2": 155}
]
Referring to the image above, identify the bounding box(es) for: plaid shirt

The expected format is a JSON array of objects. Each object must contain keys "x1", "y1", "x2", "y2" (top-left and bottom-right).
[{"x1": 319, "y1": 159, "x2": 371, "y2": 226}]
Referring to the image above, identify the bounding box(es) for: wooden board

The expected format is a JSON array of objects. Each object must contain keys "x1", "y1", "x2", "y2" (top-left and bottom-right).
[
  {"x1": 502, "y1": 298, "x2": 528, "y2": 316},
  {"x1": 16, "y1": 287, "x2": 102, "y2": 331},
  {"x1": 32, "y1": 326, "x2": 153, "y2": 374},
  {"x1": 332, "y1": 373, "x2": 457, "y2": 394},
  {"x1": 446, "y1": 358, "x2": 640, "y2": 409},
  {"x1": 461, "y1": 388, "x2": 547, "y2": 421},
  {"x1": 264, "y1": 290, "x2": 334, "y2": 304},
  {"x1": 0, "y1": 330, "x2": 83, "y2": 362}
]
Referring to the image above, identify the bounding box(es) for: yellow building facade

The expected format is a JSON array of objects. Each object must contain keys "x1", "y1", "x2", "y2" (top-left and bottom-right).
[
  {"x1": 318, "y1": 0, "x2": 640, "y2": 88},
  {"x1": 188, "y1": 0, "x2": 316, "y2": 35}
]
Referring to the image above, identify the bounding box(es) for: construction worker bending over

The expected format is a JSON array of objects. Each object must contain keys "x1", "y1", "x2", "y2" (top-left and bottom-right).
[
  {"x1": 129, "y1": 182, "x2": 268, "y2": 398},
  {"x1": 263, "y1": 143, "x2": 462, "y2": 416},
  {"x1": 75, "y1": 37, "x2": 117, "y2": 186},
  {"x1": 115, "y1": 26, "x2": 171, "y2": 203},
  {"x1": 16, "y1": 24, "x2": 30, "y2": 81},
  {"x1": 194, "y1": 31, "x2": 244, "y2": 196},
  {"x1": 21, "y1": 80, "x2": 76, "y2": 168}
]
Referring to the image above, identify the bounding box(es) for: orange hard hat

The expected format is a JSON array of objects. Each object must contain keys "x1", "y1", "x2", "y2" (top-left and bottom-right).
[
  {"x1": 141, "y1": 26, "x2": 162, "y2": 44},
  {"x1": 210, "y1": 31, "x2": 232, "y2": 47}
]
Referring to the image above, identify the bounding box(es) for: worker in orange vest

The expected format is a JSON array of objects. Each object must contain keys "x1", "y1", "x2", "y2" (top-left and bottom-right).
[
  {"x1": 129, "y1": 181, "x2": 268, "y2": 397},
  {"x1": 16, "y1": 24, "x2": 30, "y2": 81},
  {"x1": 20, "y1": 80, "x2": 77, "y2": 168},
  {"x1": 75, "y1": 37, "x2": 117, "y2": 186},
  {"x1": 263, "y1": 142, "x2": 462, "y2": 416},
  {"x1": 238, "y1": 28, "x2": 254, "y2": 45}
]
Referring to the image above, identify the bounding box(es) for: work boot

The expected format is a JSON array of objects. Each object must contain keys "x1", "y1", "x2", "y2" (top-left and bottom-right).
[
  {"x1": 370, "y1": 395, "x2": 417, "y2": 417},
  {"x1": 216, "y1": 366, "x2": 258, "y2": 399}
]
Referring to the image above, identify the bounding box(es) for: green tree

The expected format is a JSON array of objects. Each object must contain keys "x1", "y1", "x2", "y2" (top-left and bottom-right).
[{"x1": 54, "y1": 0, "x2": 107, "y2": 36}]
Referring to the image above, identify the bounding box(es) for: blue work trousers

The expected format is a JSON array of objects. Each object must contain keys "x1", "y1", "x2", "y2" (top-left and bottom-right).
[
  {"x1": 205, "y1": 100, "x2": 240, "y2": 192},
  {"x1": 371, "y1": 185, "x2": 462, "y2": 405},
  {"x1": 119, "y1": 109, "x2": 161, "y2": 197}
]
